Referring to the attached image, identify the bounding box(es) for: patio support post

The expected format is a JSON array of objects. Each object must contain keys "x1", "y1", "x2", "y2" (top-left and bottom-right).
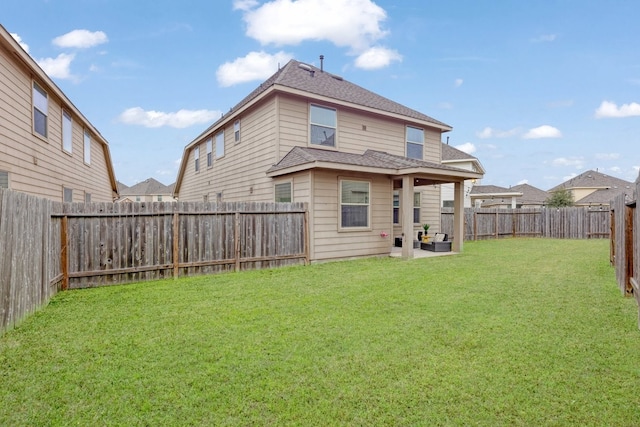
[
  {"x1": 453, "y1": 180, "x2": 464, "y2": 252},
  {"x1": 401, "y1": 175, "x2": 414, "y2": 259}
]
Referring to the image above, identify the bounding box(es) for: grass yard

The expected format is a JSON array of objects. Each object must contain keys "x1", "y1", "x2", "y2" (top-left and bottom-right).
[{"x1": 1, "y1": 238, "x2": 640, "y2": 426}]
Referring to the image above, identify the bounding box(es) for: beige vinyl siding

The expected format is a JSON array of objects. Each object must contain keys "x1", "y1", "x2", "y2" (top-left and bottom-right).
[
  {"x1": 311, "y1": 170, "x2": 392, "y2": 261},
  {"x1": 178, "y1": 98, "x2": 278, "y2": 202},
  {"x1": 0, "y1": 38, "x2": 114, "y2": 202}
]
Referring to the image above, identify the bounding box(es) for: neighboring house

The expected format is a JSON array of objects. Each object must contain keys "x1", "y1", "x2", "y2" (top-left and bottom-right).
[
  {"x1": 510, "y1": 183, "x2": 549, "y2": 208},
  {"x1": 469, "y1": 185, "x2": 523, "y2": 209},
  {"x1": 174, "y1": 59, "x2": 482, "y2": 260},
  {"x1": 117, "y1": 178, "x2": 176, "y2": 202},
  {"x1": 549, "y1": 169, "x2": 634, "y2": 208},
  {"x1": 0, "y1": 24, "x2": 118, "y2": 202},
  {"x1": 440, "y1": 143, "x2": 485, "y2": 208}
]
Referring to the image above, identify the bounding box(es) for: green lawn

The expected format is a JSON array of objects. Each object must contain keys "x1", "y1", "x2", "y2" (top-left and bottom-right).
[{"x1": 2, "y1": 239, "x2": 640, "y2": 426}]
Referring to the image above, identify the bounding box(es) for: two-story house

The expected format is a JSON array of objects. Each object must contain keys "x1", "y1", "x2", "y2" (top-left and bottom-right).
[
  {"x1": 116, "y1": 178, "x2": 176, "y2": 203},
  {"x1": 174, "y1": 59, "x2": 483, "y2": 260},
  {"x1": 0, "y1": 24, "x2": 118, "y2": 202},
  {"x1": 549, "y1": 169, "x2": 634, "y2": 209}
]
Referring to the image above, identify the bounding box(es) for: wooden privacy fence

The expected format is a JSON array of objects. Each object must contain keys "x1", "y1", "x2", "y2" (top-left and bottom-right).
[
  {"x1": 441, "y1": 207, "x2": 611, "y2": 241},
  {"x1": 0, "y1": 188, "x2": 308, "y2": 332},
  {"x1": 610, "y1": 182, "x2": 640, "y2": 328}
]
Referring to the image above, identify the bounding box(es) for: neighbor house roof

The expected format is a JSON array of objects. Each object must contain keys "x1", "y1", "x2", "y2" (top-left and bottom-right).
[
  {"x1": 510, "y1": 183, "x2": 549, "y2": 205},
  {"x1": 194, "y1": 59, "x2": 450, "y2": 143},
  {"x1": 266, "y1": 147, "x2": 482, "y2": 183},
  {"x1": 441, "y1": 143, "x2": 486, "y2": 174},
  {"x1": 549, "y1": 169, "x2": 633, "y2": 192},
  {"x1": 119, "y1": 178, "x2": 174, "y2": 196}
]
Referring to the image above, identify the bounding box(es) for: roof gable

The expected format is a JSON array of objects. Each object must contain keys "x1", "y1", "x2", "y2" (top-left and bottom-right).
[{"x1": 120, "y1": 178, "x2": 173, "y2": 196}]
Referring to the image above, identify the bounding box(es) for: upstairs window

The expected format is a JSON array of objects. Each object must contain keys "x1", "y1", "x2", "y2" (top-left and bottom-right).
[
  {"x1": 33, "y1": 82, "x2": 48, "y2": 138},
  {"x1": 194, "y1": 146, "x2": 200, "y2": 172},
  {"x1": 275, "y1": 182, "x2": 292, "y2": 203},
  {"x1": 206, "y1": 138, "x2": 213, "y2": 168},
  {"x1": 83, "y1": 130, "x2": 91, "y2": 164},
  {"x1": 310, "y1": 104, "x2": 336, "y2": 147},
  {"x1": 340, "y1": 179, "x2": 369, "y2": 228},
  {"x1": 62, "y1": 111, "x2": 72, "y2": 153},
  {"x1": 215, "y1": 131, "x2": 224, "y2": 158},
  {"x1": 234, "y1": 120, "x2": 240, "y2": 143},
  {"x1": 406, "y1": 126, "x2": 424, "y2": 160}
]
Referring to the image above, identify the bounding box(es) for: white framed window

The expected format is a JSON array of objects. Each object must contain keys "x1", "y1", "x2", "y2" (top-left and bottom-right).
[
  {"x1": 215, "y1": 131, "x2": 224, "y2": 158},
  {"x1": 234, "y1": 120, "x2": 240, "y2": 143},
  {"x1": 406, "y1": 126, "x2": 424, "y2": 160},
  {"x1": 157, "y1": 195, "x2": 163, "y2": 201},
  {"x1": 413, "y1": 192, "x2": 421, "y2": 224},
  {"x1": 33, "y1": 81, "x2": 48, "y2": 138},
  {"x1": 340, "y1": 179, "x2": 370, "y2": 229},
  {"x1": 194, "y1": 146, "x2": 200, "y2": 172},
  {"x1": 63, "y1": 187, "x2": 73, "y2": 202},
  {"x1": 83, "y1": 130, "x2": 91, "y2": 164},
  {"x1": 85, "y1": 192, "x2": 91, "y2": 203},
  {"x1": 275, "y1": 182, "x2": 292, "y2": 203},
  {"x1": 0, "y1": 171, "x2": 9, "y2": 189},
  {"x1": 62, "y1": 111, "x2": 72, "y2": 153},
  {"x1": 310, "y1": 104, "x2": 336, "y2": 147},
  {"x1": 393, "y1": 190, "x2": 400, "y2": 224},
  {"x1": 206, "y1": 138, "x2": 212, "y2": 168}
]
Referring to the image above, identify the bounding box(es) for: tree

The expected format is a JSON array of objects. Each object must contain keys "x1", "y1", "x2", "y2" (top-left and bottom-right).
[{"x1": 545, "y1": 188, "x2": 574, "y2": 207}]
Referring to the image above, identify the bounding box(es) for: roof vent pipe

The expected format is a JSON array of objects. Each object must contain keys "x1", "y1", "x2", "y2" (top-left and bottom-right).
[{"x1": 320, "y1": 55, "x2": 324, "y2": 72}]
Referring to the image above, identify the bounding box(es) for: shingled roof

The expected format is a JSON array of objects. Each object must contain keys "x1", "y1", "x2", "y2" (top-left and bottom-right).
[
  {"x1": 119, "y1": 178, "x2": 173, "y2": 196},
  {"x1": 441, "y1": 144, "x2": 477, "y2": 161},
  {"x1": 199, "y1": 59, "x2": 450, "y2": 138},
  {"x1": 266, "y1": 146, "x2": 477, "y2": 178},
  {"x1": 510, "y1": 183, "x2": 549, "y2": 205},
  {"x1": 549, "y1": 169, "x2": 633, "y2": 191}
]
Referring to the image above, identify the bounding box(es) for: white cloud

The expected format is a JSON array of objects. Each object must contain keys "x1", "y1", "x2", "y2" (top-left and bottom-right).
[
  {"x1": 239, "y1": 0, "x2": 388, "y2": 52},
  {"x1": 531, "y1": 34, "x2": 557, "y2": 43},
  {"x1": 516, "y1": 179, "x2": 529, "y2": 185},
  {"x1": 553, "y1": 157, "x2": 584, "y2": 168},
  {"x1": 594, "y1": 100, "x2": 640, "y2": 118},
  {"x1": 595, "y1": 153, "x2": 620, "y2": 161},
  {"x1": 10, "y1": 33, "x2": 29, "y2": 53},
  {"x1": 454, "y1": 78, "x2": 463, "y2": 88},
  {"x1": 562, "y1": 172, "x2": 578, "y2": 181},
  {"x1": 53, "y1": 29, "x2": 108, "y2": 49},
  {"x1": 117, "y1": 107, "x2": 222, "y2": 128},
  {"x1": 609, "y1": 166, "x2": 621, "y2": 173},
  {"x1": 475, "y1": 126, "x2": 519, "y2": 139},
  {"x1": 454, "y1": 142, "x2": 476, "y2": 154},
  {"x1": 37, "y1": 53, "x2": 76, "y2": 79},
  {"x1": 523, "y1": 125, "x2": 562, "y2": 139},
  {"x1": 216, "y1": 50, "x2": 293, "y2": 87},
  {"x1": 233, "y1": 0, "x2": 259, "y2": 11},
  {"x1": 354, "y1": 46, "x2": 402, "y2": 69}
]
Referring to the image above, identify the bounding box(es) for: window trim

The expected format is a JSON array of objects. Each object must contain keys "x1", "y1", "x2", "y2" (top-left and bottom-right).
[
  {"x1": 62, "y1": 110, "x2": 73, "y2": 154},
  {"x1": 215, "y1": 131, "x2": 225, "y2": 159},
  {"x1": 338, "y1": 178, "x2": 371, "y2": 231},
  {"x1": 310, "y1": 104, "x2": 337, "y2": 148},
  {"x1": 234, "y1": 120, "x2": 240, "y2": 143},
  {"x1": 406, "y1": 125, "x2": 424, "y2": 160},
  {"x1": 33, "y1": 81, "x2": 48, "y2": 140},
  {"x1": 274, "y1": 181, "x2": 293, "y2": 203},
  {"x1": 206, "y1": 138, "x2": 213, "y2": 168},
  {"x1": 413, "y1": 191, "x2": 421, "y2": 224},
  {"x1": 194, "y1": 146, "x2": 200, "y2": 172}
]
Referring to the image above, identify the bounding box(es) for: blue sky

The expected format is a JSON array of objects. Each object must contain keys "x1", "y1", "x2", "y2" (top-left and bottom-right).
[{"x1": 4, "y1": 0, "x2": 639, "y2": 189}]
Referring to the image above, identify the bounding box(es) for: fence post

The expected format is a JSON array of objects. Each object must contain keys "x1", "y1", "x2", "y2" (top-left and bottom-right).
[
  {"x1": 495, "y1": 211, "x2": 499, "y2": 239},
  {"x1": 60, "y1": 215, "x2": 69, "y2": 291},
  {"x1": 234, "y1": 212, "x2": 241, "y2": 272},
  {"x1": 473, "y1": 210, "x2": 478, "y2": 240},
  {"x1": 304, "y1": 210, "x2": 310, "y2": 265},
  {"x1": 172, "y1": 212, "x2": 179, "y2": 279}
]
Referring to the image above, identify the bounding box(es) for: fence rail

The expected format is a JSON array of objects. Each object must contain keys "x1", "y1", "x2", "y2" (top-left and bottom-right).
[
  {"x1": 441, "y1": 207, "x2": 611, "y2": 241},
  {"x1": 0, "y1": 189, "x2": 308, "y2": 332}
]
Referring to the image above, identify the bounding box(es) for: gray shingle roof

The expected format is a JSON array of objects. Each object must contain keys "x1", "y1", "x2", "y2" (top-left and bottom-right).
[
  {"x1": 204, "y1": 59, "x2": 450, "y2": 135},
  {"x1": 470, "y1": 185, "x2": 521, "y2": 195},
  {"x1": 550, "y1": 169, "x2": 633, "y2": 191},
  {"x1": 120, "y1": 178, "x2": 173, "y2": 196},
  {"x1": 441, "y1": 144, "x2": 477, "y2": 161},
  {"x1": 510, "y1": 183, "x2": 549, "y2": 204},
  {"x1": 267, "y1": 147, "x2": 471, "y2": 175}
]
